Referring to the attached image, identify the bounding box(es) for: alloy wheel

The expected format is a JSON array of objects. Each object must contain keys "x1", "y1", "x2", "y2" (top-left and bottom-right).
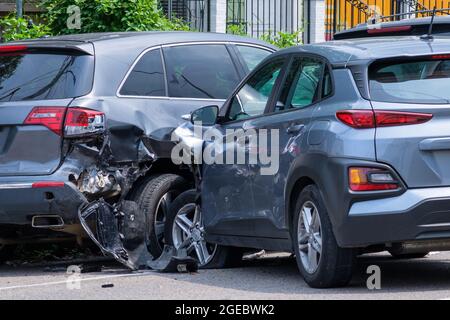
[
  {"x1": 172, "y1": 203, "x2": 217, "y2": 266},
  {"x1": 153, "y1": 192, "x2": 174, "y2": 252},
  {"x1": 298, "y1": 201, "x2": 322, "y2": 274}
]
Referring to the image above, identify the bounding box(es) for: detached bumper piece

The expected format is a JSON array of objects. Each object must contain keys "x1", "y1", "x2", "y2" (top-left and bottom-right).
[{"x1": 79, "y1": 200, "x2": 198, "y2": 272}]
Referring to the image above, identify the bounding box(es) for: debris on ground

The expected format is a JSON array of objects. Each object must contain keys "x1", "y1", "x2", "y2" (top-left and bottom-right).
[{"x1": 101, "y1": 283, "x2": 114, "y2": 288}]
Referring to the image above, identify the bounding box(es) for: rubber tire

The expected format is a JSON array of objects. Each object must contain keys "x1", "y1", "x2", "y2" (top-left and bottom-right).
[
  {"x1": 389, "y1": 251, "x2": 429, "y2": 259},
  {"x1": 0, "y1": 245, "x2": 16, "y2": 264},
  {"x1": 165, "y1": 190, "x2": 243, "y2": 269},
  {"x1": 133, "y1": 174, "x2": 190, "y2": 258},
  {"x1": 293, "y1": 185, "x2": 355, "y2": 288}
]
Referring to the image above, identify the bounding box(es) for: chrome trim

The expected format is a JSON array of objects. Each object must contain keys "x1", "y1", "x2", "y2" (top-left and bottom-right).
[
  {"x1": 0, "y1": 183, "x2": 33, "y2": 190},
  {"x1": 116, "y1": 41, "x2": 275, "y2": 99},
  {"x1": 419, "y1": 222, "x2": 450, "y2": 228},
  {"x1": 32, "y1": 215, "x2": 65, "y2": 228}
]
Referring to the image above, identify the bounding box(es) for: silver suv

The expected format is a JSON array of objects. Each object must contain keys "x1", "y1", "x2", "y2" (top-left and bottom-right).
[{"x1": 167, "y1": 36, "x2": 450, "y2": 288}]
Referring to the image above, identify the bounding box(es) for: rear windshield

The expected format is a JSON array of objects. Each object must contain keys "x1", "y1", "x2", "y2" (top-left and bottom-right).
[
  {"x1": 0, "y1": 51, "x2": 94, "y2": 102},
  {"x1": 369, "y1": 58, "x2": 450, "y2": 104}
]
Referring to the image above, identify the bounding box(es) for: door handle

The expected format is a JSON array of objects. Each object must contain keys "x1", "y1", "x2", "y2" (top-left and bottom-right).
[{"x1": 286, "y1": 124, "x2": 305, "y2": 135}]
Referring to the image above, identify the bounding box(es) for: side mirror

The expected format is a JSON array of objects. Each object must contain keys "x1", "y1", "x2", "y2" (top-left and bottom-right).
[{"x1": 190, "y1": 105, "x2": 219, "y2": 126}]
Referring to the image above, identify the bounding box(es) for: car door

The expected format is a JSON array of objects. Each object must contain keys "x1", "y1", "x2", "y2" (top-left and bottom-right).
[
  {"x1": 201, "y1": 56, "x2": 288, "y2": 237},
  {"x1": 249, "y1": 54, "x2": 331, "y2": 237}
]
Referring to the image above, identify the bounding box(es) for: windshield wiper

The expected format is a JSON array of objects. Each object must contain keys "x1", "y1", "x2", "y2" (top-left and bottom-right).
[{"x1": 0, "y1": 87, "x2": 21, "y2": 102}]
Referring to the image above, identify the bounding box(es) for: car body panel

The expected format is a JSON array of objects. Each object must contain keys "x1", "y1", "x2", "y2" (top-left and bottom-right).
[{"x1": 196, "y1": 36, "x2": 450, "y2": 252}]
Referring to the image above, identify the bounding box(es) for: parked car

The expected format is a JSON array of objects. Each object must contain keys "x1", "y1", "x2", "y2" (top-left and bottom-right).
[
  {"x1": 167, "y1": 35, "x2": 450, "y2": 287},
  {"x1": 333, "y1": 15, "x2": 450, "y2": 40},
  {"x1": 0, "y1": 32, "x2": 275, "y2": 262}
]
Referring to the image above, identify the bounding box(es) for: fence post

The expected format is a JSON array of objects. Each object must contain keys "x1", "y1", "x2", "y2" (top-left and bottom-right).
[
  {"x1": 210, "y1": 0, "x2": 227, "y2": 33},
  {"x1": 310, "y1": 0, "x2": 326, "y2": 43}
]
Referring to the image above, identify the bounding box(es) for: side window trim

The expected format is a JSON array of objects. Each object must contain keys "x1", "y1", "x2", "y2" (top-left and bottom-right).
[
  {"x1": 117, "y1": 42, "x2": 274, "y2": 100},
  {"x1": 267, "y1": 53, "x2": 335, "y2": 115},
  {"x1": 117, "y1": 46, "x2": 167, "y2": 98}
]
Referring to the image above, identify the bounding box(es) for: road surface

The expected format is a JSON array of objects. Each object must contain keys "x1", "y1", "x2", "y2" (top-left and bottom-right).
[{"x1": 1, "y1": 251, "x2": 450, "y2": 300}]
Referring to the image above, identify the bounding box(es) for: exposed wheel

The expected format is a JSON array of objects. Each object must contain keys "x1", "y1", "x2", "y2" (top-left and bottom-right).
[
  {"x1": 388, "y1": 251, "x2": 429, "y2": 259},
  {"x1": 165, "y1": 190, "x2": 243, "y2": 269},
  {"x1": 293, "y1": 185, "x2": 355, "y2": 288},
  {"x1": 0, "y1": 244, "x2": 15, "y2": 264},
  {"x1": 133, "y1": 174, "x2": 190, "y2": 258}
]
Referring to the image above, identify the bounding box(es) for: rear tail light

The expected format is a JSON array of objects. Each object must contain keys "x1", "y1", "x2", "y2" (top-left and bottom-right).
[
  {"x1": 337, "y1": 110, "x2": 432, "y2": 128},
  {"x1": 367, "y1": 25, "x2": 412, "y2": 35},
  {"x1": 24, "y1": 107, "x2": 105, "y2": 137},
  {"x1": 0, "y1": 45, "x2": 27, "y2": 53},
  {"x1": 349, "y1": 167, "x2": 399, "y2": 192},
  {"x1": 64, "y1": 108, "x2": 105, "y2": 137},
  {"x1": 32, "y1": 182, "x2": 65, "y2": 188},
  {"x1": 24, "y1": 107, "x2": 66, "y2": 136}
]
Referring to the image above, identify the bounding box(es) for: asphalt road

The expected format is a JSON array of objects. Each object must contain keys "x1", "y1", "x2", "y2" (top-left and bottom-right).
[{"x1": 1, "y1": 251, "x2": 450, "y2": 300}]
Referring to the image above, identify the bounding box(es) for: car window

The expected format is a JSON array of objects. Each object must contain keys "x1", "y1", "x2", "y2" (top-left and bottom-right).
[
  {"x1": 227, "y1": 59, "x2": 284, "y2": 121},
  {"x1": 0, "y1": 51, "x2": 93, "y2": 102},
  {"x1": 276, "y1": 57, "x2": 323, "y2": 112},
  {"x1": 236, "y1": 45, "x2": 272, "y2": 71},
  {"x1": 120, "y1": 48, "x2": 166, "y2": 97},
  {"x1": 163, "y1": 44, "x2": 240, "y2": 99},
  {"x1": 369, "y1": 58, "x2": 450, "y2": 104}
]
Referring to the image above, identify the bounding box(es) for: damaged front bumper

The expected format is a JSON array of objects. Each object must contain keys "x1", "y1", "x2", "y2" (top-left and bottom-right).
[{"x1": 79, "y1": 199, "x2": 198, "y2": 271}]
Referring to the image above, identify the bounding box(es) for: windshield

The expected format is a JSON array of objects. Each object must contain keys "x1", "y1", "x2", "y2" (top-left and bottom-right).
[
  {"x1": 0, "y1": 51, "x2": 94, "y2": 102},
  {"x1": 369, "y1": 58, "x2": 450, "y2": 104}
]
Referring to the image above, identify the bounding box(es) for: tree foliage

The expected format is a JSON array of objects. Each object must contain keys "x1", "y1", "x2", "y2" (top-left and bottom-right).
[
  {"x1": 261, "y1": 31, "x2": 302, "y2": 48},
  {"x1": 41, "y1": 0, "x2": 188, "y2": 35},
  {"x1": 0, "y1": 15, "x2": 51, "y2": 42}
]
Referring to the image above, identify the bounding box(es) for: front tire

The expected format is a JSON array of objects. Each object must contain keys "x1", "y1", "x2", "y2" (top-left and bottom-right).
[
  {"x1": 133, "y1": 174, "x2": 190, "y2": 258},
  {"x1": 165, "y1": 190, "x2": 243, "y2": 269},
  {"x1": 293, "y1": 185, "x2": 354, "y2": 288}
]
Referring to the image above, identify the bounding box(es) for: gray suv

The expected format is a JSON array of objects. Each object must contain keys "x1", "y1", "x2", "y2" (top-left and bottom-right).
[
  {"x1": 167, "y1": 36, "x2": 450, "y2": 288},
  {"x1": 0, "y1": 32, "x2": 275, "y2": 261}
]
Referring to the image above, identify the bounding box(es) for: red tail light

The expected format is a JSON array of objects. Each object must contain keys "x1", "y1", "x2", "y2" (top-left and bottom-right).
[
  {"x1": 367, "y1": 25, "x2": 412, "y2": 35},
  {"x1": 64, "y1": 108, "x2": 105, "y2": 137},
  {"x1": 336, "y1": 110, "x2": 375, "y2": 128},
  {"x1": 0, "y1": 45, "x2": 27, "y2": 53},
  {"x1": 24, "y1": 107, "x2": 66, "y2": 136},
  {"x1": 24, "y1": 107, "x2": 105, "y2": 137},
  {"x1": 32, "y1": 182, "x2": 65, "y2": 188},
  {"x1": 349, "y1": 167, "x2": 399, "y2": 192},
  {"x1": 337, "y1": 110, "x2": 432, "y2": 128}
]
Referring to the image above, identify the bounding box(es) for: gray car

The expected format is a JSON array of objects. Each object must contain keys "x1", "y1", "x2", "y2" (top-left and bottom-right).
[
  {"x1": 0, "y1": 32, "x2": 275, "y2": 261},
  {"x1": 167, "y1": 35, "x2": 450, "y2": 288}
]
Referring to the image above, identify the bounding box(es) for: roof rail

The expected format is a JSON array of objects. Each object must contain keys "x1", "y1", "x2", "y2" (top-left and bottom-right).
[{"x1": 378, "y1": 8, "x2": 450, "y2": 22}]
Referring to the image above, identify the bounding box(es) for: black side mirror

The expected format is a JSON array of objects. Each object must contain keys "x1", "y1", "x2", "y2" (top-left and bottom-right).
[{"x1": 190, "y1": 105, "x2": 219, "y2": 126}]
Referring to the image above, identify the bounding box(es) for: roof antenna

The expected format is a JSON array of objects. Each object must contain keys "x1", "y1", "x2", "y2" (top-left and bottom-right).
[{"x1": 421, "y1": 6, "x2": 437, "y2": 40}]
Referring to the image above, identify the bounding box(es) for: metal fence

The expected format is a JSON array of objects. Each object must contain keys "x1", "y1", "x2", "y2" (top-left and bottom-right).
[
  {"x1": 226, "y1": 0, "x2": 309, "y2": 42},
  {"x1": 326, "y1": 0, "x2": 450, "y2": 40},
  {"x1": 161, "y1": 0, "x2": 210, "y2": 31}
]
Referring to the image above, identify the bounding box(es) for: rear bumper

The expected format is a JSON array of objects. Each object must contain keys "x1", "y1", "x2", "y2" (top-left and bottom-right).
[
  {"x1": 0, "y1": 181, "x2": 87, "y2": 226},
  {"x1": 338, "y1": 187, "x2": 450, "y2": 247}
]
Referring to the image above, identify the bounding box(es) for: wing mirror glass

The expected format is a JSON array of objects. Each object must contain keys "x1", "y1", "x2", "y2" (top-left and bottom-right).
[{"x1": 190, "y1": 105, "x2": 219, "y2": 126}]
